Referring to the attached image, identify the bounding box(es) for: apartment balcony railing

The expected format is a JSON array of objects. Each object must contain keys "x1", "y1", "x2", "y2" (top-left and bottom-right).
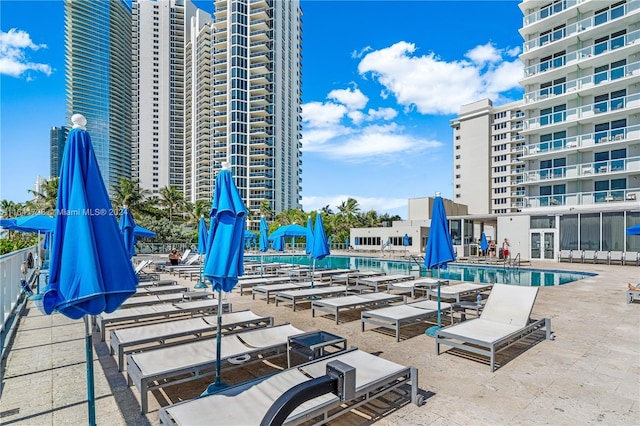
[
  {"x1": 523, "y1": 0, "x2": 638, "y2": 52},
  {"x1": 524, "y1": 188, "x2": 638, "y2": 208},
  {"x1": 523, "y1": 29, "x2": 640, "y2": 78},
  {"x1": 524, "y1": 61, "x2": 640, "y2": 104},
  {"x1": 511, "y1": 111, "x2": 525, "y2": 119},
  {"x1": 524, "y1": 93, "x2": 640, "y2": 131},
  {"x1": 522, "y1": 0, "x2": 582, "y2": 27},
  {"x1": 523, "y1": 155, "x2": 640, "y2": 183},
  {"x1": 523, "y1": 124, "x2": 640, "y2": 156}
]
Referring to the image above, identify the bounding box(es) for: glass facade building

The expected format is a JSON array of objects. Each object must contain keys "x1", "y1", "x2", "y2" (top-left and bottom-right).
[{"x1": 65, "y1": 0, "x2": 132, "y2": 191}]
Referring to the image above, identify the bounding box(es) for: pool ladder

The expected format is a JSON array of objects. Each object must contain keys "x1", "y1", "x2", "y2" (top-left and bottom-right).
[{"x1": 503, "y1": 252, "x2": 521, "y2": 270}]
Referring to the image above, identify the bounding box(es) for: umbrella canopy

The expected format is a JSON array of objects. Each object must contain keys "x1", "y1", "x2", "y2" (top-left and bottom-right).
[
  {"x1": 268, "y1": 223, "x2": 307, "y2": 239},
  {"x1": 119, "y1": 207, "x2": 136, "y2": 258},
  {"x1": 1, "y1": 214, "x2": 55, "y2": 233},
  {"x1": 345, "y1": 236, "x2": 349, "y2": 247},
  {"x1": 202, "y1": 162, "x2": 247, "y2": 392},
  {"x1": 197, "y1": 216, "x2": 208, "y2": 254},
  {"x1": 480, "y1": 233, "x2": 489, "y2": 253},
  {"x1": 354, "y1": 236, "x2": 359, "y2": 245},
  {"x1": 244, "y1": 230, "x2": 256, "y2": 240},
  {"x1": 305, "y1": 216, "x2": 314, "y2": 255},
  {"x1": 403, "y1": 234, "x2": 409, "y2": 247},
  {"x1": 259, "y1": 216, "x2": 269, "y2": 252},
  {"x1": 40, "y1": 114, "x2": 138, "y2": 426},
  {"x1": 311, "y1": 213, "x2": 330, "y2": 261},
  {"x1": 43, "y1": 115, "x2": 138, "y2": 318},
  {"x1": 627, "y1": 224, "x2": 640, "y2": 235},
  {"x1": 134, "y1": 225, "x2": 156, "y2": 238},
  {"x1": 424, "y1": 194, "x2": 456, "y2": 336},
  {"x1": 203, "y1": 163, "x2": 248, "y2": 293}
]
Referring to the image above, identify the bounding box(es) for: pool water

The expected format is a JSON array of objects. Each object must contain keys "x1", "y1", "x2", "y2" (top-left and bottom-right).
[{"x1": 246, "y1": 255, "x2": 596, "y2": 286}]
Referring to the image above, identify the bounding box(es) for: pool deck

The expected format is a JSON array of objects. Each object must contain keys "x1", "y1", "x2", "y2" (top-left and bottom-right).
[{"x1": 1, "y1": 256, "x2": 638, "y2": 425}]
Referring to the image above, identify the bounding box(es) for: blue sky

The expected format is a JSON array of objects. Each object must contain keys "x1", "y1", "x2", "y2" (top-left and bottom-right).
[{"x1": 0, "y1": 0, "x2": 524, "y2": 218}]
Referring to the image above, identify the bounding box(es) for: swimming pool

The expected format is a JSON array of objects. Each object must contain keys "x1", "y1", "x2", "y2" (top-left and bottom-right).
[{"x1": 246, "y1": 255, "x2": 596, "y2": 286}]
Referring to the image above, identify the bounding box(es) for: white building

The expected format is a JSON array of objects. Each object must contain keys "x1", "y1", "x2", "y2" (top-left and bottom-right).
[
  {"x1": 132, "y1": 0, "x2": 199, "y2": 195},
  {"x1": 185, "y1": 0, "x2": 303, "y2": 228}
]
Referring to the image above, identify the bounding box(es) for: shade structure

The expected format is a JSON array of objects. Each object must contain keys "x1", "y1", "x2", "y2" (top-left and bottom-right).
[
  {"x1": 627, "y1": 224, "x2": 640, "y2": 235},
  {"x1": 41, "y1": 114, "x2": 138, "y2": 426},
  {"x1": 134, "y1": 225, "x2": 156, "y2": 238},
  {"x1": 119, "y1": 207, "x2": 136, "y2": 258},
  {"x1": 202, "y1": 163, "x2": 247, "y2": 392},
  {"x1": 194, "y1": 216, "x2": 208, "y2": 289},
  {"x1": 480, "y1": 232, "x2": 489, "y2": 254},
  {"x1": 0, "y1": 214, "x2": 55, "y2": 234},
  {"x1": 305, "y1": 216, "x2": 314, "y2": 255},
  {"x1": 268, "y1": 223, "x2": 307, "y2": 239},
  {"x1": 424, "y1": 194, "x2": 456, "y2": 337}
]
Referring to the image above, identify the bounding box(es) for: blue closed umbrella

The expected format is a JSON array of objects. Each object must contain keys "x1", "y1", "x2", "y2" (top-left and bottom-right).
[
  {"x1": 259, "y1": 216, "x2": 269, "y2": 277},
  {"x1": 41, "y1": 114, "x2": 138, "y2": 425},
  {"x1": 305, "y1": 216, "x2": 314, "y2": 255},
  {"x1": 119, "y1": 207, "x2": 136, "y2": 258},
  {"x1": 203, "y1": 162, "x2": 247, "y2": 392},
  {"x1": 194, "y1": 216, "x2": 208, "y2": 288},
  {"x1": 273, "y1": 236, "x2": 285, "y2": 252},
  {"x1": 424, "y1": 193, "x2": 456, "y2": 337},
  {"x1": 480, "y1": 232, "x2": 489, "y2": 256},
  {"x1": 626, "y1": 224, "x2": 640, "y2": 235},
  {"x1": 403, "y1": 233, "x2": 409, "y2": 257},
  {"x1": 310, "y1": 213, "x2": 330, "y2": 287},
  {"x1": 345, "y1": 236, "x2": 349, "y2": 249}
]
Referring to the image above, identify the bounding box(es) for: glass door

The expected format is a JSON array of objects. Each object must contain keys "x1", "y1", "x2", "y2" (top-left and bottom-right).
[
  {"x1": 531, "y1": 231, "x2": 557, "y2": 260},
  {"x1": 531, "y1": 233, "x2": 541, "y2": 259},
  {"x1": 543, "y1": 232, "x2": 555, "y2": 259}
]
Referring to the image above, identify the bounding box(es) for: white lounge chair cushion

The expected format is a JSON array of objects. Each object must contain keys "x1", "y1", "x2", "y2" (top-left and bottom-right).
[
  {"x1": 363, "y1": 305, "x2": 431, "y2": 320},
  {"x1": 439, "y1": 318, "x2": 523, "y2": 344},
  {"x1": 438, "y1": 283, "x2": 491, "y2": 296},
  {"x1": 481, "y1": 284, "x2": 538, "y2": 328},
  {"x1": 314, "y1": 295, "x2": 364, "y2": 307},
  {"x1": 409, "y1": 300, "x2": 451, "y2": 310},
  {"x1": 236, "y1": 324, "x2": 303, "y2": 348}
]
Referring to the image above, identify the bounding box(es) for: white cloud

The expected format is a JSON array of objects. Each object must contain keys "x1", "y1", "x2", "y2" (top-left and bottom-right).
[
  {"x1": 301, "y1": 101, "x2": 347, "y2": 128},
  {"x1": 301, "y1": 194, "x2": 407, "y2": 216},
  {"x1": 366, "y1": 107, "x2": 397, "y2": 121},
  {"x1": 357, "y1": 41, "x2": 523, "y2": 115},
  {"x1": 328, "y1": 87, "x2": 368, "y2": 111},
  {"x1": 351, "y1": 46, "x2": 372, "y2": 59},
  {"x1": 465, "y1": 43, "x2": 501, "y2": 65},
  {"x1": 0, "y1": 28, "x2": 52, "y2": 78}
]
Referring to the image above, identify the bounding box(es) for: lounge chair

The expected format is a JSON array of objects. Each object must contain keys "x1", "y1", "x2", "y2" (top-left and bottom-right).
[
  {"x1": 329, "y1": 271, "x2": 384, "y2": 285},
  {"x1": 158, "y1": 349, "x2": 422, "y2": 425},
  {"x1": 237, "y1": 276, "x2": 292, "y2": 296},
  {"x1": 120, "y1": 292, "x2": 201, "y2": 308},
  {"x1": 627, "y1": 284, "x2": 640, "y2": 304},
  {"x1": 436, "y1": 284, "x2": 553, "y2": 372},
  {"x1": 311, "y1": 293, "x2": 405, "y2": 324},
  {"x1": 133, "y1": 284, "x2": 188, "y2": 296},
  {"x1": 126, "y1": 323, "x2": 304, "y2": 413},
  {"x1": 135, "y1": 259, "x2": 161, "y2": 282},
  {"x1": 96, "y1": 299, "x2": 231, "y2": 341},
  {"x1": 557, "y1": 250, "x2": 573, "y2": 263},
  {"x1": 387, "y1": 278, "x2": 450, "y2": 298},
  {"x1": 274, "y1": 286, "x2": 350, "y2": 311},
  {"x1": 427, "y1": 282, "x2": 493, "y2": 302},
  {"x1": 136, "y1": 279, "x2": 178, "y2": 288},
  {"x1": 355, "y1": 274, "x2": 415, "y2": 292},
  {"x1": 310, "y1": 268, "x2": 356, "y2": 281},
  {"x1": 109, "y1": 310, "x2": 273, "y2": 370},
  {"x1": 361, "y1": 299, "x2": 453, "y2": 342},
  {"x1": 252, "y1": 281, "x2": 331, "y2": 303}
]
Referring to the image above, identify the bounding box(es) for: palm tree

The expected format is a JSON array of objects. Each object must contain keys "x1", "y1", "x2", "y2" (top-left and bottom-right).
[
  {"x1": 185, "y1": 199, "x2": 210, "y2": 225},
  {"x1": 259, "y1": 200, "x2": 274, "y2": 220},
  {"x1": 159, "y1": 185, "x2": 186, "y2": 221},
  {"x1": 27, "y1": 177, "x2": 59, "y2": 215},
  {"x1": 111, "y1": 177, "x2": 152, "y2": 218},
  {"x1": 360, "y1": 210, "x2": 382, "y2": 228},
  {"x1": 0, "y1": 200, "x2": 21, "y2": 217},
  {"x1": 273, "y1": 208, "x2": 307, "y2": 227},
  {"x1": 337, "y1": 197, "x2": 361, "y2": 229},
  {"x1": 320, "y1": 205, "x2": 333, "y2": 215}
]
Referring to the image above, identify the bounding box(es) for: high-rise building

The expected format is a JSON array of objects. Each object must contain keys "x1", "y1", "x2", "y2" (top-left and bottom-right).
[
  {"x1": 451, "y1": 99, "x2": 526, "y2": 215},
  {"x1": 452, "y1": 0, "x2": 640, "y2": 260},
  {"x1": 132, "y1": 0, "x2": 199, "y2": 195},
  {"x1": 65, "y1": 0, "x2": 132, "y2": 192},
  {"x1": 186, "y1": 0, "x2": 303, "y2": 224},
  {"x1": 50, "y1": 126, "x2": 68, "y2": 178}
]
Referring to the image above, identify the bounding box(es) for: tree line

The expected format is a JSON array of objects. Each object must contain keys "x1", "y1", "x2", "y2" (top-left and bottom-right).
[{"x1": 1, "y1": 177, "x2": 402, "y2": 248}]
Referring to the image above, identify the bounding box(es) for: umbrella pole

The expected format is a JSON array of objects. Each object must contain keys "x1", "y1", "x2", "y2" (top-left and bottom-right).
[
  {"x1": 214, "y1": 294, "x2": 223, "y2": 388},
  {"x1": 84, "y1": 316, "x2": 96, "y2": 426},
  {"x1": 194, "y1": 256, "x2": 206, "y2": 288},
  {"x1": 260, "y1": 253, "x2": 263, "y2": 278},
  {"x1": 311, "y1": 259, "x2": 315, "y2": 288},
  {"x1": 425, "y1": 268, "x2": 442, "y2": 337}
]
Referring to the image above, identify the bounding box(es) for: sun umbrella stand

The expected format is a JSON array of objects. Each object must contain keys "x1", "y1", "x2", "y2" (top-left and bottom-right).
[
  {"x1": 424, "y1": 267, "x2": 443, "y2": 337},
  {"x1": 84, "y1": 316, "x2": 96, "y2": 426}
]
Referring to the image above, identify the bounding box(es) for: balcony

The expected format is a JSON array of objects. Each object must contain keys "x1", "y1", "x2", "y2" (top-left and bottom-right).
[
  {"x1": 522, "y1": 124, "x2": 639, "y2": 157},
  {"x1": 523, "y1": 29, "x2": 640, "y2": 79},
  {"x1": 522, "y1": 0, "x2": 582, "y2": 27},
  {"x1": 522, "y1": 155, "x2": 640, "y2": 184},
  {"x1": 523, "y1": 188, "x2": 639, "y2": 209},
  {"x1": 524, "y1": 61, "x2": 640, "y2": 104},
  {"x1": 522, "y1": 0, "x2": 639, "y2": 54},
  {"x1": 523, "y1": 94, "x2": 640, "y2": 132}
]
